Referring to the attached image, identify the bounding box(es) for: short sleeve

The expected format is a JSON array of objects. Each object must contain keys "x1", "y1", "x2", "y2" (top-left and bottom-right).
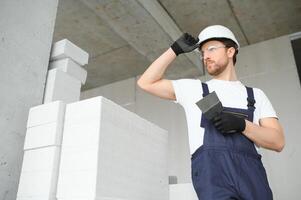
[
  {"x1": 171, "y1": 79, "x2": 202, "y2": 106},
  {"x1": 255, "y1": 89, "x2": 278, "y2": 119},
  {"x1": 171, "y1": 80, "x2": 183, "y2": 105}
]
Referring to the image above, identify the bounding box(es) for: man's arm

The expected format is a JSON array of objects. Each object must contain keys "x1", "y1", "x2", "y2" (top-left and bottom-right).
[
  {"x1": 212, "y1": 113, "x2": 285, "y2": 152},
  {"x1": 137, "y1": 48, "x2": 177, "y2": 100},
  {"x1": 243, "y1": 118, "x2": 285, "y2": 152},
  {"x1": 137, "y1": 33, "x2": 199, "y2": 100}
]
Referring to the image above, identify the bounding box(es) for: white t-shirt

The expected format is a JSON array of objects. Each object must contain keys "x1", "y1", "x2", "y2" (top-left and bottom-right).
[{"x1": 172, "y1": 78, "x2": 277, "y2": 155}]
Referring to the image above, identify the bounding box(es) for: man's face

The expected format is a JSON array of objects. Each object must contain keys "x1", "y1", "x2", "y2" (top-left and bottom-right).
[{"x1": 199, "y1": 40, "x2": 230, "y2": 76}]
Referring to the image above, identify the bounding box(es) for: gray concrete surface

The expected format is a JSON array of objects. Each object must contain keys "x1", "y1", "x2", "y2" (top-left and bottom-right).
[
  {"x1": 0, "y1": 0, "x2": 59, "y2": 199},
  {"x1": 53, "y1": 0, "x2": 301, "y2": 89}
]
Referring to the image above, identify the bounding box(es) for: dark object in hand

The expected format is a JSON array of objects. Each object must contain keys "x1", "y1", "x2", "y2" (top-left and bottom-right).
[
  {"x1": 196, "y1": 91, "x2": 223, "y2": 121},
  {"x1": 196, "y1": 91, "x2": 246, "y2": 134}
]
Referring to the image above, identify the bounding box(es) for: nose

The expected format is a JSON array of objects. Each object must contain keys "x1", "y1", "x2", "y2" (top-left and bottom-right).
[{"x1": 202, "y1": 51, "x2": 210, "y2": 60}]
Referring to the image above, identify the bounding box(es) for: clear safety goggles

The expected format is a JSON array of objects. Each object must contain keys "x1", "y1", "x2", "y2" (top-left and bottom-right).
[{"x1": 199, "y1": 45, "x2": 226, "y2": 60}]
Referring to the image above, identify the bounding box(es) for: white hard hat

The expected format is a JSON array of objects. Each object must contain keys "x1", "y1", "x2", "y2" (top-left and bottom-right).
[{"x1": 198, "y1": 25, "x2": 240, "y2": 49}]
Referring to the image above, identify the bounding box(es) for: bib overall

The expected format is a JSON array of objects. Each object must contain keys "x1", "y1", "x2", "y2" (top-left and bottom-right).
[{"x1": 191, "y1": 82, "x2": 273, "y2": 200}]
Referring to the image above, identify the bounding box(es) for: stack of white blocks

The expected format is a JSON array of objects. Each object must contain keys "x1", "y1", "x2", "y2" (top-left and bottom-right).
[
  {"x1": 18, "y1": 38, "x2": 171, "y2": 199},
  {"x1": 56, "y1": 96, "x2": 169, "y2": 200},
  {"x1": 44, "y1": 39, "x2": 89, "y2": 104},
  {"x1": 17, "y1": 101, "x2": 66, "y2": 200}
]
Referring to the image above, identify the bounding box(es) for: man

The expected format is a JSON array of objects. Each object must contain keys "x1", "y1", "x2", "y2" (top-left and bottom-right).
[{"x1": 137, "y1": 25, "x2": 285, "y2": 200}]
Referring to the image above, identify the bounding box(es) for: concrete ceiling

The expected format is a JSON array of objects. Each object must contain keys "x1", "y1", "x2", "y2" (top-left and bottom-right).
[{"x1": 52, "y1": 0, "x2": 301, "y2": 90}]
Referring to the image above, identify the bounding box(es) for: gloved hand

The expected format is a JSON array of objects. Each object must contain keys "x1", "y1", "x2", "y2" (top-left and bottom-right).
[
  {"x1": 171, "y1": 33, "x2": 199, "y2": 56},
  {"x1": 211, "y1": 112, "x2": 246, "y2": 134}
]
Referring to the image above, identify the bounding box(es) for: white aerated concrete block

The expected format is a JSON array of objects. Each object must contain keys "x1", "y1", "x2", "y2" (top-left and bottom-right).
[
  {"x1": 17, "y1": 171, "x2": 56, "y2": 199},
  {"x1": 57, "y1": 171, "x2": 97, "y2": 198},
  {"x1": 24, "y1": 121, "x2": 63, "y2": 150},
  {"x1": 64, "y1": 96, "x2": 103, "y2": 123},
  {"x1": 19, "y1": 102, "x2": 65, "y2": 200},
  {"x1": 17, "y1": 198, "x2": 56, "y2": 200},
  {"x1": 57, "y1": 96, "x2": 168, "y2": 200},
  {"x1": 49, "y1": 58, "x2": 87, "y2": 84},
  {"x1": 43, "y1": 68, "x2": 81, "y2": 104},
  {"x1": 169, "y1": 183, "x2": 198, "y2": 200},
  {"x1": 20, "y1": 147, "x2": 60, "y2": 172},
  {"x1": 52, "y1": 198, "x2": 126, "y2": 200},
  {"x1": 50, "y1": 39, "x2": 89, "y2": 66},
  {"x1": 98, "y1": 198, "x2": 127, "y2": 200},
  {"x1": 26, "y1": 101, "x2": 65, "y2": 128},
  {"x1": 59, "y1": 146, "x2": 98, "y2": 171},
  {"x1": 61, "y1": 119, "x2": 100, "y2": 147},
  {"x1": 17, "y1": 147, "x2": 61, "y2": 199}
]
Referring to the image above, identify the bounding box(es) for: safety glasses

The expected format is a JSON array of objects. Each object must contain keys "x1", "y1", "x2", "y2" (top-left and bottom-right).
[{"x1": 199, "y1": 45, "x2": 226, "y2": 60}]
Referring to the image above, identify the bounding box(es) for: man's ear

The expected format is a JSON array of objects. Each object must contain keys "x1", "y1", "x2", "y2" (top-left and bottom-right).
[{"x1": 227, "y1": 47, "x2": 236, "y2": 58}]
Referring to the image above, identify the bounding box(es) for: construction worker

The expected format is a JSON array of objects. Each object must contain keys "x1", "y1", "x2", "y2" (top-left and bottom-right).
[{"x1": 137, "y1": 25, "x2": 285, "y2": 199}]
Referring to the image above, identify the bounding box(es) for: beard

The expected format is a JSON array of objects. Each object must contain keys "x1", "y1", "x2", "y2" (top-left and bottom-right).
[{"x1": 204, "y1": 59, "x2": 229, "y2": 76}]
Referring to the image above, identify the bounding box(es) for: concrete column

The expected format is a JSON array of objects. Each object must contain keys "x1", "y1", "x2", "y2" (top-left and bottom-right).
[{"x1": 0, "y1": 0, "x2": 59, "y2": 199}]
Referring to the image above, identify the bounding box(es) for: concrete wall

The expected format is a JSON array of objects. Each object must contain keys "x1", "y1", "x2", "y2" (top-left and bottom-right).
[
  {"x1": 0, "y1": 0, "x2": 58, "y2": 199},
  {"x1": 237, "y1": 35, "x2": 301, "y2": 200},
  {"x1": 81, "y1": 34, "x2": 301, "y2": 199}
]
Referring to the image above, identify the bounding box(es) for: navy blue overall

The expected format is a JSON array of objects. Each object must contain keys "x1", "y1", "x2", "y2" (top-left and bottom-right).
[{"x1": 191, "y1": 82, "x2": 273, "y2": 200}]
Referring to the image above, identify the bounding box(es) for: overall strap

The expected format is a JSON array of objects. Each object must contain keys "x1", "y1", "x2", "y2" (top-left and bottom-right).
[
  {"x1": 200, "y1": 82, "x2": 210, "y2": 128},
  {"x1": 246, "y1": 86, "x2": 256, "y2": 122},
  {"x1": 202, "y1": 82, "x2": 209, "y2": 97}
]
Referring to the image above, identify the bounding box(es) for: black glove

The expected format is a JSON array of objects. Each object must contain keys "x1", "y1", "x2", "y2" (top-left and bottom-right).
[
  {"x1": 171, "y1": 33, "x2": 199, "y2": 56},
  {"x1": 211, "y1": 112, "x2": 246, "y2": 134}
]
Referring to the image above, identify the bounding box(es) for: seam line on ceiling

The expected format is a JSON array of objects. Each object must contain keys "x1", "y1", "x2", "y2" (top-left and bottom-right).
[{"x1": 226, "y1": 0, "x2": 250, "y2": 45}]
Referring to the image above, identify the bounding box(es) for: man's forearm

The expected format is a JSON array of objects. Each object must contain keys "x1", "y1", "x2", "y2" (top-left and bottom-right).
[
  {"x1": 242, "y1": 120, "x2": 285, "y2": 152},
  {"x1": 137, "y1": 33, "x2": 198, "y2": 100},
  {"x1": 137, "y1": 48, "x2": 176, "y2": 86}
]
